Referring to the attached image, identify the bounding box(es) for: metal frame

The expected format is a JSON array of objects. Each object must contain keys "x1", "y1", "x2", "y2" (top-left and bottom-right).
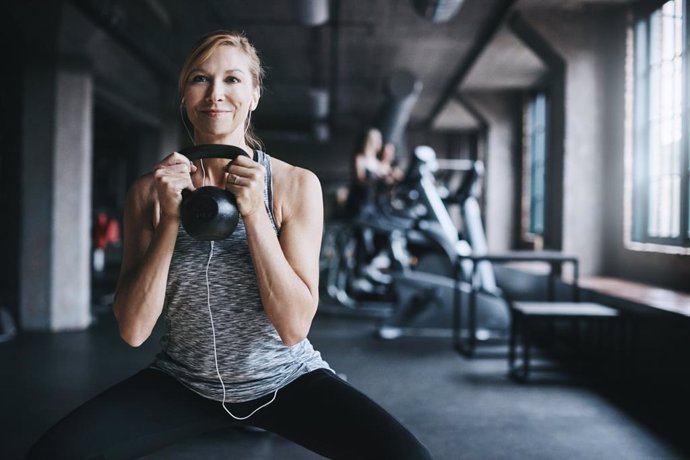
[{"x1": 452, "y1": 251, "x2": 579, "y2": 358}]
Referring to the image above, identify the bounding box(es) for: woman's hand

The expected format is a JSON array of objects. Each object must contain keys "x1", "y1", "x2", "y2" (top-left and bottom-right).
[
  {"x1": 225, "y1": 155, "x2": 266, "y2": 217},
  {"x1": 153, "y1": 152, "x2": 197, "y2": 219}
]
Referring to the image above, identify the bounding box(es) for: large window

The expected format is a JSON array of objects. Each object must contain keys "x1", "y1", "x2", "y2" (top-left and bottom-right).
[
  {"x1": 632, "y1": 0, "x2": 690, "y2": 248},
  {"x1": 522, "y1": 91, "x2": 548, "y2": 245}
]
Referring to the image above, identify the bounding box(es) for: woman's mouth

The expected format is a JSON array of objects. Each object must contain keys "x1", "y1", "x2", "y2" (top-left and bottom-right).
[{"x1": 200, "y1": 109, "x2": 231, "y2": 118}]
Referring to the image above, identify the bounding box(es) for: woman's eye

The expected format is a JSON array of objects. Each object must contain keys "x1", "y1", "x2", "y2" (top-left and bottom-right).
[
  {"x1": 191, "y1": 75, "x2": 208, "y2": 83},
  {"x1": 226, "y1": 76, "x2": 240, "y2": 84}
]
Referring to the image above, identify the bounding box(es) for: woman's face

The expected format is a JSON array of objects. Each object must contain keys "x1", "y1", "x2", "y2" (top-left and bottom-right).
[
  {"x1": 183, "y1": 45, "x2": 260, "y2": 145},
  {"x1": 364, "y1": 130, "x2": 382, "y2": 156}
]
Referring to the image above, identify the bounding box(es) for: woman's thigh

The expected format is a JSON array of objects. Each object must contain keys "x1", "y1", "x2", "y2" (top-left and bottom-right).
[
  {"x1": 252, "y1": 369, "x2": 433, "y2": 460},
  {"x1": 26, "y1": 369, "x2": 230, "y2": 460}
]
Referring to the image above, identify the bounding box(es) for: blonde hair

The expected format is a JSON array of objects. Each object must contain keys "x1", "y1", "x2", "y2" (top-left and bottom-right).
[{"x1": 178, "y1": 30, "x2": 265, "y2": 150}]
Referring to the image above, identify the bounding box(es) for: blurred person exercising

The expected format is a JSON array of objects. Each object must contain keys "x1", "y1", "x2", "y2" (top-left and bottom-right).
[{"x1": 346, "y1": 128, "x2": 402, "y2": 218}]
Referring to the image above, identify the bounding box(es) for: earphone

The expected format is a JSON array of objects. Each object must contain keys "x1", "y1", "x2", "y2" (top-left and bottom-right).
[
  {"x1": 180, "y1": 101, "x2": 207, "y2": 186},
  {"x1": 205, "y1": 241, "x2": 278, "y2": 420},
  {"x1": 179, "y1": 100, "x2": 196, "y2": 147}
]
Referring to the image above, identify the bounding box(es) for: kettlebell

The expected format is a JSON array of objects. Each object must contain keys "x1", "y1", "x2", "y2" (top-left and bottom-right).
[{"x1": 178, "y1": 144, "x2": 251, "y2": 241}]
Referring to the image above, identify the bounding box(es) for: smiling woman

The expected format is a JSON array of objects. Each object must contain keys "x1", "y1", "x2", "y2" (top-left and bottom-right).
[
  {"x1": 179, "y1": 35, "x2": 261, "y2": 149},
  {"x1": 26, "y1": 30, "x2": 432, "y2": 460}
]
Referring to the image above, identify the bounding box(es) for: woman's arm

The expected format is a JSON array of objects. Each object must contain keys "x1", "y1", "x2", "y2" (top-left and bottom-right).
[
  {"x1": 228, "y1": 156, "x2": 323, "y2": 346},
  {"x1": 113, "y1": 153, "x2": 196, "y2": 347}
]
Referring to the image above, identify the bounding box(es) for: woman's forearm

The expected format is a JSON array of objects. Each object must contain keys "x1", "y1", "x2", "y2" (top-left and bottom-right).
[
  {"x1": 113, "y1": 217, "x2": 179, "y2": 347},
  {"x1": 243, "y1": 208, "x2": 318, "y2": 346}
]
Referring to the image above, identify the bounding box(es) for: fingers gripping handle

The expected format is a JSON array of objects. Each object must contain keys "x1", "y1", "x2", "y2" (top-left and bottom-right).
[{"x1": 178, "y1": 144, "x2": 251, "y2": 162}]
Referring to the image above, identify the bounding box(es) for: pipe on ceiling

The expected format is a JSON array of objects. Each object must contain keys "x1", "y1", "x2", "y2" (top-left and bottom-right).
[
  {"x1": 376, "y1": 69, "x2": 423, "y2": 149},
  {"x1": 309, "y1": 87, "x2": 330, "y2": 119},
  {"x1": 296, "y1": 0, "x2": 330, "y2": 26},
  {"x1": 411, "y1": 0, "x2": 464, "y2": 23}
]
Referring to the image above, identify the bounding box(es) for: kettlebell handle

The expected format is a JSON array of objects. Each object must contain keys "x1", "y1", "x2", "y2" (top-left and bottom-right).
[{"x1": 178, "y1": 144, "x2": 251, "y2": 162}]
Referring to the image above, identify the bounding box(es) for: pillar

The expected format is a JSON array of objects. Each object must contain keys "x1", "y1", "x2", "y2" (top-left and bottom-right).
[{"x1": 20, "y1": 57, "x2": 93, "y2": 331}]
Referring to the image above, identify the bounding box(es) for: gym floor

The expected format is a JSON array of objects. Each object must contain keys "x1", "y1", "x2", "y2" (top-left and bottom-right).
[{"x1": 3, "y1": 300, "x2": 690, "y2": 460}]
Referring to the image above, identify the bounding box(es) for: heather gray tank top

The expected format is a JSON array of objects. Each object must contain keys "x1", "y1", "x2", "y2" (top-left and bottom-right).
[{"x1": 152, "y1": 150, "x2": 331, "y2": 403}]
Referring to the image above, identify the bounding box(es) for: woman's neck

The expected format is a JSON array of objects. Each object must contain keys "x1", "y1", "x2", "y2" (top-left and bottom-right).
[{"x1": 193, "y1": 133, "x2": 254, "y2": 158}]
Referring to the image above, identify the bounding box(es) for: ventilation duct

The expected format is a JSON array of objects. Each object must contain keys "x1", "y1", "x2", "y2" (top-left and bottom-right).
[
  {"x1": 411, "y1": 0, "x2": 464, "y2": 23},
  {"x1": 308, "y1": 87, "x2": 330, "y2": 119},
  {"x1": 296, "y1": 0, "x2": 330, "y2": 26},
  {"x1": 308, "y1": 87, "x2": 330, "y2": 142},
  {"x1": 375, "y1": 69, "x2": 423, "y2": 149}
]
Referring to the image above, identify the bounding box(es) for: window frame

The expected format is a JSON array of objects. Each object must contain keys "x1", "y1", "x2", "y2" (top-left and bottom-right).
[
  {"x1": 521, "y1": 89, "x2": 549, "y2": 244},
  {"x1": 631, "y1": 0, "x2": 690, "y2": 248}
]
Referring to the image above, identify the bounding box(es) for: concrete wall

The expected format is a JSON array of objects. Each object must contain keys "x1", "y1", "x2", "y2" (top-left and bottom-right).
[
  {"x1": 51, "y1": 64, "x2": 94, "y2": 330},
  {"x1": 463, "y1": 91, "x2": 521, "y2": 253},
  {"x1": 516, "y1": 6, "x2": 625, "y2": 276},
  {"x1": 455, "y1": 5, "x2": 633, "y2": 278}
]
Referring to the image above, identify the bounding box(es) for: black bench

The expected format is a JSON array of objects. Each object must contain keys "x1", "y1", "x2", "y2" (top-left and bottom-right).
[{"x1": 508, "y1": 301, "x2": 621, "y2": 381}]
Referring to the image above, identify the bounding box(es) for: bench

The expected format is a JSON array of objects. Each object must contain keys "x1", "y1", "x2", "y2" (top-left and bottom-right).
[
  {"x1": 508, "y1": 301, "x2": 621, "y2": 381},
  {"x1": 579, "y1": 277, "x2": 690, "y2": 318},
  {"x1": 566, "y1": 277, "x2": 690, "y2": 382},
  {"x1": 511, "y1": 277, "x2": 690, "y2": 379}
]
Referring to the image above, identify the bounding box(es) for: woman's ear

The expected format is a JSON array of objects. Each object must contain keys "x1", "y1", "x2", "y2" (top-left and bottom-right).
[{"x1": 250, "y1": 88, "x2": 260, "y2": 111}]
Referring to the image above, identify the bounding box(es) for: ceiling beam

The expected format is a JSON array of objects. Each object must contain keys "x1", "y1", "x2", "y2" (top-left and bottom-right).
[
  {"x1": 455, "y1": 93, "x2": 488, "y2": 131},
  {"x1": 423, "y1": 0, "x2": 518, "y2": 129},
  {"x1": 68, "y1": 0, "x2": 177, "y2": 84}
]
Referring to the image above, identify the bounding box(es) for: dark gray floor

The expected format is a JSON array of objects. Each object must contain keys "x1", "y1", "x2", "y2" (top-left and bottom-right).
[{"x1": 2, "y1": 300, "x2": 689, "y2": 460}]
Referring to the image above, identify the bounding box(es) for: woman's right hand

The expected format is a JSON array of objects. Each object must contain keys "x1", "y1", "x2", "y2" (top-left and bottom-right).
[{"x1": 153, "y1": 152, "x2": 197, "y2": 219}]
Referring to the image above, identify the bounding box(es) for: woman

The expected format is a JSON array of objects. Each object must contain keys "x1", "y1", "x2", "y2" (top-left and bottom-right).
[
  {"x1": 346, "y1": 128, "x2": 403, "y2": 217},
  {"x1": 27, "y1": 31, "x2": 432, "y2": 460},
  {"x1": 346, "y1": 128, "x2": 381, "y2": 218}
]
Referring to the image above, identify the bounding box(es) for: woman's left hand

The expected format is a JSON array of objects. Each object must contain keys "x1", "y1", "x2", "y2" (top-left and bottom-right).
[{"x1": 225, "y1": 155, "x2": 266, "y2": 217}]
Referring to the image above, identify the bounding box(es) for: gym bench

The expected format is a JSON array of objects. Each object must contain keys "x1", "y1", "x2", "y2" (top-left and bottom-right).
[{"x1": 508, "y1": 301, "x2": 623, "y2": 382}]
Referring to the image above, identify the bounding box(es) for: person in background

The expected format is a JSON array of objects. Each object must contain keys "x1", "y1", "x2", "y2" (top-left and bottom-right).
[{"x1": 346, "y1": 127, "x2": 403, "y2": 218}]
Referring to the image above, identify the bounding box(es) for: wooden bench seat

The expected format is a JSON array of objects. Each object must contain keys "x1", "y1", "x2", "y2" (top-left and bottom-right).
[{"x1": 579, "y1": 277, "x2": 690, "y2": 318}]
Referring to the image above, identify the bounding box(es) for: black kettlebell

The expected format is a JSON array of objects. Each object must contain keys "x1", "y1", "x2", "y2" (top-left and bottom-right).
[{"x1": 178, "y1": 144, "x2": 251, "y2": 241}]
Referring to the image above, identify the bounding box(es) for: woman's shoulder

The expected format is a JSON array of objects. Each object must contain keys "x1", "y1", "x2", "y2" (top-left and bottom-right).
[
  {"x1": 268, "y1": 155, "x2": 322, "y2": 223},
  {"x1": 269, "y1": 155, "x2": 321, "y2": 192},
  {"x1": 127, "y1": 172, "x2": 157, "y2": 203}
]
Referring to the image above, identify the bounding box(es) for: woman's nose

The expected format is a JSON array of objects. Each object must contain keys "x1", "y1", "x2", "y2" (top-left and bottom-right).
[{"x1": 207, "y1": 81, "x2": 224, "y2": 102}]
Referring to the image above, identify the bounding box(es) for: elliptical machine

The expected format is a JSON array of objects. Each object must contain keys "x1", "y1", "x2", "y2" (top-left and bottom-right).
[
  {"x1": 322, "y1": 144, "x2": 508, "y2": 341},
  {"x1": 322, "y1": 174, "x2": 418, "y2": 317},
  {"x1": 375, "y1": 145, "x2": 509, "y2": 341}
]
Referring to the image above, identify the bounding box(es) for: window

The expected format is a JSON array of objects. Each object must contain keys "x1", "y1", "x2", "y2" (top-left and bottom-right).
[
  {"x1": 522, "y1": 91, "x2": 548, "y2": 244},
  {"x1": 631, "y1": 0, "x2": 690, "y2": 248}
]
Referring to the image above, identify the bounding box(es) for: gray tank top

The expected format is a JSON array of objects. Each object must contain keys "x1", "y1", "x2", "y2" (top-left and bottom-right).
[{"x1": 152, "y1": 150, "x2": 331, "y2": 402}]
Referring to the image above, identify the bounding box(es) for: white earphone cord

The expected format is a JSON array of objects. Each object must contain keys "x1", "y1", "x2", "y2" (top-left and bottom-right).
[{"x1": 205, "y1": 241, "x2": 278, "y2": 420}]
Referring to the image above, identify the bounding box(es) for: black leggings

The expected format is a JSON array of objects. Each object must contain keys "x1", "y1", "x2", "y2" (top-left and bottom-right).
[{"x1": 27, "y1": 368, "x2": 432, "y2": 460}]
